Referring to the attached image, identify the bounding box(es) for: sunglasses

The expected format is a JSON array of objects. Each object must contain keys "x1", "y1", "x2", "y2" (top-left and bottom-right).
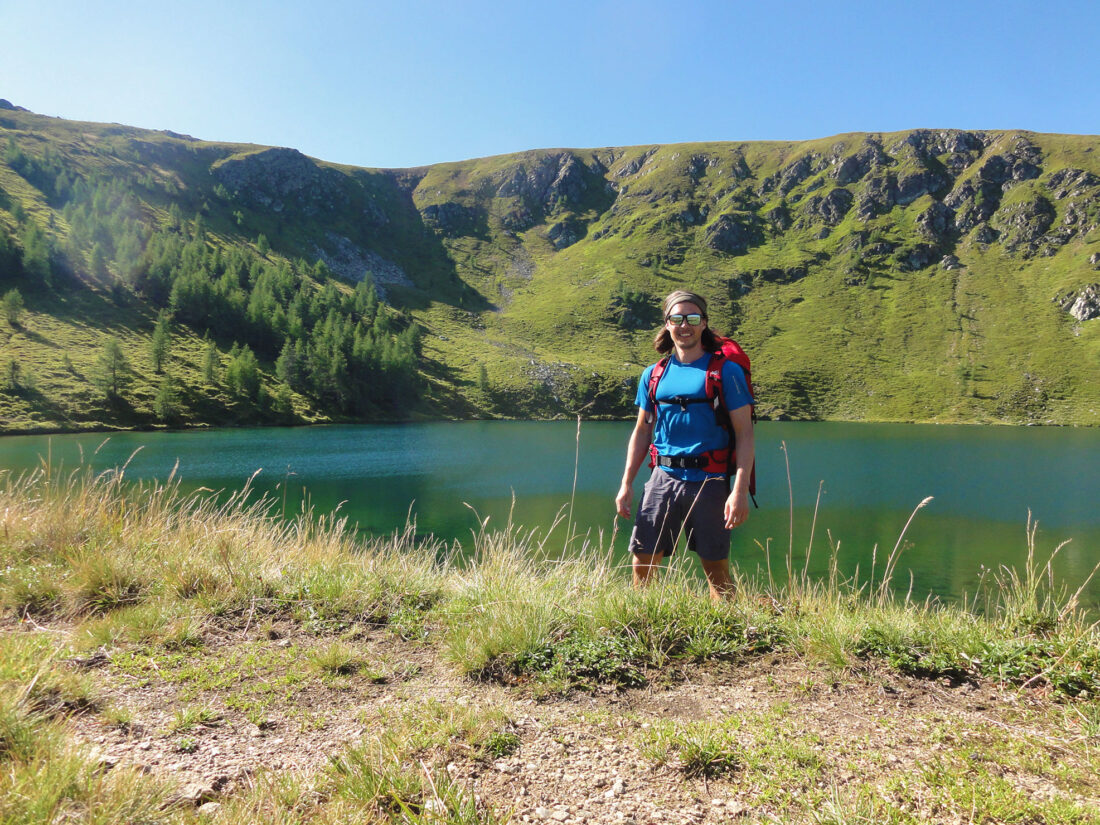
[{"x1": 666, "y1": 313, "x2": 704, "y2": 326}]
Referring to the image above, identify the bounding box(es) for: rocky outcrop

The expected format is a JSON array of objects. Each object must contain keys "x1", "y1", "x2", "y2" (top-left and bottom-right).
[
  {"x1": 546, "y1": 218, "x2": 584, "y2": 250},
  {"x1": 1047, "y1": 168, "x2": 1100, "y2": 199},
  {"x1": 806, "y1": 188, "x2": 853, "y2": 226},
  {"x1": 944, "y1": 180, "x2": 992, "y2": 232},
  {"x1": 670, "y1": 203, "x2": 707, "y2": 227},
  {"x1": 895, "y1": 243, "x2": 941, "y2": 271},
  {"x1": 211, "y1": 148, "x2": 349, "y2": 215},
  {"x1": 500, "y1": 205, "x2": 536, "y2": 232},
  {"x1": 895, "y1": 169, "x2": 949, "y2": 205},
  {"x1": 898, "y1": 129, "x2": 986, "y2": 159},
  {"x1": 313, "y1": 233, "x2": 412, "y2": 295},
  {"x1": 916, "y1": 201, "x2": 955, "y2": 241},
  {"x1": 546, "y1": 155, "x2": 594, "y2": 207},
  {"x1": 972, "y1": 224, "x2": 998, "y2": 244},
  {"x1": 856, "y1": 175, "x2": 898, "y2": 220},
  {"x1": 832, "y1": 140, "x2": 891, "y2": 185},
  {"x1": 943, "y1": 139, "x2": 1045, "y2": 238},
  {"x1": 492, "y1": 152, "x2": 609, "y2": 232},
  {"x1": 1055, "y1": 284, "x2": 1100, "y2": 321},
  {"x1": 704, "y1": 213, "x2": 762, "y2": 255},
  {"x1": 421, "y1": 202, "x2": 479, "y2": 236},
  {"x1": 765, "y1": 202, "x2": 792, "y2": 232},
  {"x1": 845, "y1": 230, "x2": 897, "y2": 258},
  {"x1": 614, "y1": 148, "x2": 659, "y2": 178},
  {"x1": 992, "y1": 195, "x2": 1056, "y2": 254},
  {"x1": 758, "y1": 153, "x2": 823, "y2": 196},
  {"x1": 687, "y1": 153, "x2": 718, "y2": 182}
]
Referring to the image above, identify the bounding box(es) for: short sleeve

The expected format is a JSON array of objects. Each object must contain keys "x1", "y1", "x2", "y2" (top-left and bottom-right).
[
  {"x1": 721, "y1": 360, "x2": 753, "y2": 411},
  {"x1": 635, "y1": 364, "x2": 656, "y2": 411}
]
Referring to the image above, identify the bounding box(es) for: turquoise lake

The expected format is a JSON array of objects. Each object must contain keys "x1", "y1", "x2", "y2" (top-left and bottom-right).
[{"x1": 1, "y1": 420, "x2": 1098, "y2": 610}]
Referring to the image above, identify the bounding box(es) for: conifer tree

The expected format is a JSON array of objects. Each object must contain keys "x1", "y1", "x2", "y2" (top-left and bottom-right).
[
  {"x1": 95, "y1": 336, "x2": 129, "y2": 398},
  {"x1": 201, "y1": 340, "x2": 220, "y2": 386},
  {"x1": 153, "y1": 373, "x2": 180, "y2": 421},
  {"x1": 225, "y1": 344, "x2": 260, "y2": 400},
  {"x1": 20, "y1": 223, "x2": 51, "y2": 286},
  {"x1": 2, "y1": 288, "x2": 24, "y2": 326},
  {"x1": 89, "y1": 242, "x2": 108, "y2": 279},
  {"x1": 150, "y1": 311, "x2": 171, "y2": 373},
  {"x1": 0, "y1": 230, "x2": 24, "y2": 280},
  {"x1": 3, "y1": 357, "x2": 19, "y2": 391}
]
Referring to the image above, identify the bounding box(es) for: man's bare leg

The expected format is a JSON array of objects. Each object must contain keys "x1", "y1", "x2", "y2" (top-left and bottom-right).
[
  {"x1": 632, "y1": 552, "x2": 664, "y2": 587},
  {"x1": 700, "y1": 558, "x2": 735, "y2": 601}
]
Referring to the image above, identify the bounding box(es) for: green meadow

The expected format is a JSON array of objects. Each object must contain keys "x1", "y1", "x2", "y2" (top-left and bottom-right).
[{"x1": 2, "y1": 104, "x2": 1100, "y2": 432}]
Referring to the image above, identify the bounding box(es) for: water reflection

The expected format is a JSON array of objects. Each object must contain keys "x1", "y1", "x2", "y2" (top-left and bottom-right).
[{"x1": 1, "y1": 420, "x2": 1097, "y2": 609}]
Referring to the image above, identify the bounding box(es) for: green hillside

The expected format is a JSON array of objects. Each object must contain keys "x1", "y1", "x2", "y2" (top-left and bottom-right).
[{"x1": 1, "y1": 100, "x2": 1099, "y2": 432}]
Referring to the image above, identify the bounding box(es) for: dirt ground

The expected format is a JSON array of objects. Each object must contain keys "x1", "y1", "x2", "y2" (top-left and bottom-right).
[{"x1": 45, "y1": 619, "x2": 1100, "y2": 823}]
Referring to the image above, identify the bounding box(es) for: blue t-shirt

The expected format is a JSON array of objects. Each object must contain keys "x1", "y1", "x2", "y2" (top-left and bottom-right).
[{"x1": 636, "y1": 353, "x2": 753, "y2": 482}]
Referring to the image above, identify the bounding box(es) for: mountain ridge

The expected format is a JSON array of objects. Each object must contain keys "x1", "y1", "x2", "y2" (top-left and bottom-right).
[{"x1": 1, "y1": 103, "x2": 1098, "y2": 432}]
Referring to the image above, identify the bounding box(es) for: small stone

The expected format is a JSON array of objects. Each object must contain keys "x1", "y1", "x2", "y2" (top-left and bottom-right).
[
  {"x1": 173, "y1": 782, "x2": 215, "y2": 806},
  {"x1": 197, "y1": 802, "x2": 221, "y2": 817}
]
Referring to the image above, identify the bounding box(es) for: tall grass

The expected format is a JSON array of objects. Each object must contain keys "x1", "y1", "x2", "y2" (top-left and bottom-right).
[
  {"x1": 2, "y1": 453, "x2": 1100, "y2": 821},
  {"x1": 0, "y1": 460, "x2": 449, "y2": 632},
  {"x1": 3, "y1": 454, "x2": 1099, "y2": 696}
]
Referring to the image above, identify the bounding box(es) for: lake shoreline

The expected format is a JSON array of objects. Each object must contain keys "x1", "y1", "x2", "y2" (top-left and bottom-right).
[{"x1": 3, "y1": 410, "x2": 1097, "y2": 439}]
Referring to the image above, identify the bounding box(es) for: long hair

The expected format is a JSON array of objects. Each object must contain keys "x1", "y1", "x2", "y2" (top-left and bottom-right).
[{"x1": 653, "y1": 290, "x2": 721, "y2": 354}]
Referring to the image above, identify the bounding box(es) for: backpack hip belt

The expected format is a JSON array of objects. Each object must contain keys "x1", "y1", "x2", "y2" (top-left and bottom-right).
[{"x1": 651, "y1": 446, "x2": 736, "y2": 475}]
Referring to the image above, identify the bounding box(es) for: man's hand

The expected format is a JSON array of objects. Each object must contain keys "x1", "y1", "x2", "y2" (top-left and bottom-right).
[
  {"x1": 724, "y1": 489, "x2": 749, "y2": 529},
  {"x1": 615, "y1": 483, "x2": 633, "y2": 519}
]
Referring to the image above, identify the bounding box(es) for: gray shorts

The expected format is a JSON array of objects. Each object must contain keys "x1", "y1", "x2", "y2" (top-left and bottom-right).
[{"x1": 629, "y1": 469, "x2": 731, "y2": 561}]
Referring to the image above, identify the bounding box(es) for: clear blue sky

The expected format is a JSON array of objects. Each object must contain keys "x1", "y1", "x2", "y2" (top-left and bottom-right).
[{"x1": 2, "y1": 0, "x2": 1098, "y2": 169}]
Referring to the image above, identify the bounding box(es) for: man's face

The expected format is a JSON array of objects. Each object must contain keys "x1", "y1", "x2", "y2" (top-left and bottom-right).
[{"x1": 666, "y1": 301, "x2": 706, "y2": 349}]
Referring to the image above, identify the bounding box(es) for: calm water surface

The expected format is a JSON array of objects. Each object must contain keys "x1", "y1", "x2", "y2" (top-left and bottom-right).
[{"x1": 2, "y1": 421, "x2": 1098, "y2": 609}]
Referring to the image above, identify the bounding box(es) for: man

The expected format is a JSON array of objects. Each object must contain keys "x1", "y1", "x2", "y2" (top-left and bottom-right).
[{"x1": 614, "y1": 290, "x2": 754, "y2": 600}]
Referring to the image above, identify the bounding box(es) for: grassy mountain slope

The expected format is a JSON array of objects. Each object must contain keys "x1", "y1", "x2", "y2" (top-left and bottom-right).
[{"x1": 1, "y1": 101, "x2": 1098, "y2": 432}]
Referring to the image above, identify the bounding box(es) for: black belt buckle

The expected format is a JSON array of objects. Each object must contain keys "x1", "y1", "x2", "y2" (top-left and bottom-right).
[{"x1": 657, "y1": 454, "x2": 706, "y2": 469}]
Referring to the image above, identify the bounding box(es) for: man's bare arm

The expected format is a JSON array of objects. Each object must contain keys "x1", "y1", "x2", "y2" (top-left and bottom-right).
[{"x1": 616, "y1": 408, "x2": 654, "y2": 519}]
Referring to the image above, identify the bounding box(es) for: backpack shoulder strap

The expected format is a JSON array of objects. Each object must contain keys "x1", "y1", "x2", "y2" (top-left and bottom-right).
[
  {"x1": 645, "y1": 355, "x2": 671, "y2": 424},
  {"x1": 704, "y1": 352, "x2": 726, "y2": 409}
]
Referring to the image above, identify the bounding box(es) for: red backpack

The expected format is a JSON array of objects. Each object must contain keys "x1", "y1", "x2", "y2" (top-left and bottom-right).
[{"x1": 646, "y1": 336, "x2": 757, "y2": 502}]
